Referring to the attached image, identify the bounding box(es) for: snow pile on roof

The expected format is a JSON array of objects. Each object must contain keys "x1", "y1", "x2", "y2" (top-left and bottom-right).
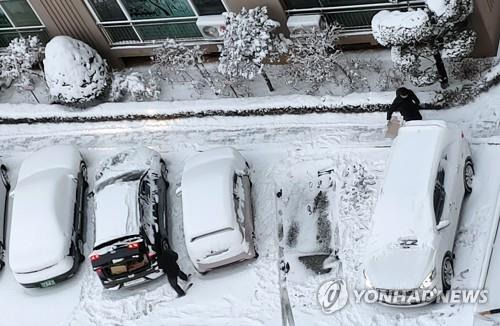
[
  {"x1": 44, "y1": 36, "x2": 107, "y2": 104},
  {"x1": 95, "y1": 147, "x2": 160, "y2": 190},
  {"x1": 94, "y1": 183, "x2": 141, "y2": 246},
  {"x1": 10, "y1": 170, "x2": 75, "y2": 273},
  {"x1": 372, "y1": 9, "x2": 432, "y2": 46}
]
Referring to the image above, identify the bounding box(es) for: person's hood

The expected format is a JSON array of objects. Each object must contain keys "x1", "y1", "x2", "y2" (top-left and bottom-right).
[{"x1": 365, "y1": 244, "x2": 435, "y2": 290}]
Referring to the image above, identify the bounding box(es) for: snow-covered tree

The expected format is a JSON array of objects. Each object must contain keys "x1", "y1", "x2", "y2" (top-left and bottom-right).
[
  {"x1": 109, "y1": 71, "x2": 160, "y2": 102},
  {"x1": 218, "y1": 6, "x2": 286, "y2": 92},
  {"x1": 285, "y1": 24, "x2": 349, "y2": 93},
  {"x1": 152, "y1": 38, "x2": 233, "y2": 96},
  {"x1": 0, "y1": 36, "x2": 43, "y2": 102},
  {"x1": 44, "y1": 36, "x2": 108, "y2": 105},
  {"x1": 372, "y1": 0, "x2": 476, "y2": 88}
]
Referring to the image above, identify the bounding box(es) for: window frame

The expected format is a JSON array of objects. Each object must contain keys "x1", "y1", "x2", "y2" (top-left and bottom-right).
[
  {"x1": 84, "y1": 0, "x2": 229, "y2": 46},
  {"x1": 0, "y1": 0, "x2": 47, "y2": 47},
  {"x1": 284, "y1": 0, "x2": 426, "y2": 32}
]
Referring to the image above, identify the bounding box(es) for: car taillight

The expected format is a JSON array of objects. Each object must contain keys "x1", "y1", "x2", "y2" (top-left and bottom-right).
[
  {"x1": 90, "y1": 254, "x2": 100, "y2": 262},
  {"x1": 128, "y1": 242, "x2": 140, "y2": 249}
]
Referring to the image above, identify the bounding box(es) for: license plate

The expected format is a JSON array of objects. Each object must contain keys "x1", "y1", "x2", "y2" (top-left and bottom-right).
[{"x1": 40, "y1": 279, "x2": 56, "y2": 288}]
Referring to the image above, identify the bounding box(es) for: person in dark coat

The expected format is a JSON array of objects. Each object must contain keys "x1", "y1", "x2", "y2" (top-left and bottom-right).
[
  {"x1": 157, "y1": 242, "x2": 189, "y2": 297},
  {"x1": 387, "y1": 87, "x2": 422, "y2": 122}
]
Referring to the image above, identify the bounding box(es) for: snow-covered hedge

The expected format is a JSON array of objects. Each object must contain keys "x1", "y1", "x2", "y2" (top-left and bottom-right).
[
  {"x1": 44, "y1": 36, "x2": 108, "y2": 104},
  {"x1": 371, "y1": 9, "x2": 432, "y2": 46}
]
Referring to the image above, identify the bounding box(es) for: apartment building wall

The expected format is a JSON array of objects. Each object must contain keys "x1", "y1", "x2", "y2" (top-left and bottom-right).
[
  {"x1": 471, "y1": 0, "x2": 500, "y2": 57},
  {"x1": 6, "y1": 0, "x2": 498, "y2": 66},
  {"x1": 28, "y1": 0, "x2": 124, "y2": 67}
]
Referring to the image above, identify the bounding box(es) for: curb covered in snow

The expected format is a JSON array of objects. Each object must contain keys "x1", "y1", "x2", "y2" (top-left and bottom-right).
[{"x1": 0, "y1": 91, "x2": 441, "y2": 124}]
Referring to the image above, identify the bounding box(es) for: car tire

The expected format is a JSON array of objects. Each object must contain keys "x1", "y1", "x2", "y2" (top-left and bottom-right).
[
  {"x1": 441, "y1": 253, "x2": 454, "y2": 292},
  {"x1": 0, "y1": 165, "x2": 10, "y2": 189},
  {"x1": 464, "y1": 158, "x2": 474, "y2": 194}
]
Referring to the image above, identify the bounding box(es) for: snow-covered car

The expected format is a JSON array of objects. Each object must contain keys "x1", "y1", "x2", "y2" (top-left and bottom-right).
[
  {"x1": 0, "y1": 164, "x2": 10, "y2": 271},
  {"x1": 9, "y1": 145, "x2": 87, "y2": 288},
  {"x1": 363, "y1": 120, "x2": 474, "y2": 306},
  {"x1": 89, "y1": 148, "x2": 169, "y2": 289},
  {"x1": 181, "y1": 147, "x2": 257, "y2": 274}
]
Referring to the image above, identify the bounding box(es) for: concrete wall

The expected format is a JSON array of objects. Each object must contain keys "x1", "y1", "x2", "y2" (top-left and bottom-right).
[
  {"x1": 28, "y1": 0, "x2": 124, "y2": 67},
  {"x1": 471, "y1": 0, "x2": 500, "y2": 57}
]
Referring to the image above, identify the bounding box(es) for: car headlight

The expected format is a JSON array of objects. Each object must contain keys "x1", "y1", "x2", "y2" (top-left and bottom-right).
[
  {"x1": 363, "y1": 270, "x2": 373, "y2": 288},
  {"x1": 419, "y1": 269, "x2": 436, "y2": 289}
]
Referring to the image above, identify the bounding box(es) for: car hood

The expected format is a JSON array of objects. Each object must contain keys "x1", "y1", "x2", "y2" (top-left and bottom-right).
[{"x1": 365, "y1": 245, "x2": 435, "y2": 290}]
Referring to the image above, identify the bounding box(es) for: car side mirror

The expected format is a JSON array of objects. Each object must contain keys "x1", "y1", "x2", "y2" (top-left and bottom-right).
[
  {"x1": 175, "y1": 187, "x2": 182, "y2": 197},
  {"x1": 436, "y1": 220, "x2": 450, "y2": 231},
  {"x1": 87, "y1": 191, "x2": 94, "y2": 199}
]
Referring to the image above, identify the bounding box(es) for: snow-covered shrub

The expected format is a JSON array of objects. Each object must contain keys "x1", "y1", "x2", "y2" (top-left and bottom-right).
[
  {"x1": 218, "y1": 6, "x2": 286, "y2": 92},
  {"x1": 109, "y1": 71, "x2": 160, "y2": 102},
  {"x1": 44, "y1": 36, "x2": 108, "y2": 104},
  {"x1": 152, "y1": 38, "x2": 228, "y2": 96},
  {"x1": 371, "y1": 9, "x2": 432, "y2": 46},
  {"x1": 371, "y1": 0, "x2": 475, "y2": 88},
  {"x1": 0, "y1": 36, "x2": 43, "y2": 101},
  {"x1": 285, "y1": 24, "x2": 346, "y2": 93},
  {"x1": 152, "y1": 38, "x2": 203, "y2": 80}
]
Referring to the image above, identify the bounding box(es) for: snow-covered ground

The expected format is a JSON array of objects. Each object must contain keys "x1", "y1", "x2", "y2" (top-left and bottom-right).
[{"x1": 0, "y1": 83, "x2": 500, "y2": 326}]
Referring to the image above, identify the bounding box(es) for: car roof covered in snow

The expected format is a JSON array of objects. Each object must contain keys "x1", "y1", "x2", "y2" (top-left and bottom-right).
[
  {"x1": 94, "y1": 182, "x2": 141, "y2": 247},
  {"x1": 182, "y1": 147, "x2": 246, "y2": 242},
  {"x1": 94, "y1": 147, "x2": 161, "y2": 192},
  {"x1": 369, "y1": 121, "x2": 454, "y2": 250},
  {"x1": 9, "y1": 169, "x2": 76, "y2": 273},
  {"x1": 17, "y1": 145, "x2": 81, "y2": 183}
]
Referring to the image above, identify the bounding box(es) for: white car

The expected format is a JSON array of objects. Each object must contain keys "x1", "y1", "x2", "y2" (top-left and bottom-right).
[
  {"x1": 181, "y1": 147, "x2": 257, "y2": 273},
  {"x1": 0, "y1": 164, "x2": 10, "y2": 270},
  {"x1": 9, "y1": 145, "x2": 87, "y2": 288},
  {"x1": 364, "y1": 120, "x2": 474, "y2": 306}
]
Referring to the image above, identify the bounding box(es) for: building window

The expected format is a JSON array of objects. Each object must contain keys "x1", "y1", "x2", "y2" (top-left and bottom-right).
[
  {"x1": 86, "y1": 0, "x2": 226, "y2": 46},
  {"x1": 285, "y1": 0, "x2": 388, "y2": 10},
  {"x1": 0, "y1": 0, "x2": 48, "y2": 47},
  {"x1": 285, "y1": 0, "x2": 425, "y2": 30}
]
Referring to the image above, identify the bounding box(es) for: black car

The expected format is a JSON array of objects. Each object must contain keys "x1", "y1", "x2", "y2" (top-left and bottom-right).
[{"x1": 90, "y1": 148, "x2": 169, "y2": 289}]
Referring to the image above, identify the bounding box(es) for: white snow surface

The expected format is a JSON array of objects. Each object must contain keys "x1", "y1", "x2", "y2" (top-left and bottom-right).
[
  {"x1": 426, "y1": 0, "x2": 448, "y2": 16},
  {"x1": 94, "y1": 183, "x2": 140, "y2": 246},
  {"x1": 0, "y1": 84, "x2": 500, "y2": 325}
]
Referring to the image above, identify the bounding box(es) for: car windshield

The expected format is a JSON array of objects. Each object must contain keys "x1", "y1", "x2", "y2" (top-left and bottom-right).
[{"x1": 95, "y1": 170, "x2": 144, "y2": 193}]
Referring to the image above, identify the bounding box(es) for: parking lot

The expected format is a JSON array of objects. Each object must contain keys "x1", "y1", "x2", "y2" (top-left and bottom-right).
[{"x1": 0, "y1": 111, "x2": 499, "y2": 326}]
